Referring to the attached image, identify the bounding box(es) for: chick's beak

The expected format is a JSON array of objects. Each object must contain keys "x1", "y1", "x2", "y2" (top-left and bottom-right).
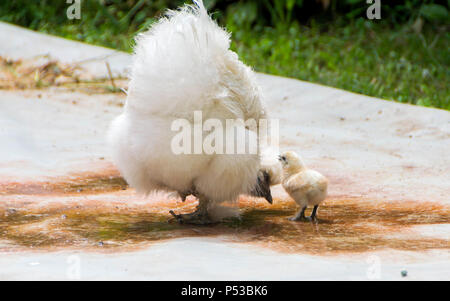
[{"x1": 278, "y1": 155, "x2": 283, "y2": 162}]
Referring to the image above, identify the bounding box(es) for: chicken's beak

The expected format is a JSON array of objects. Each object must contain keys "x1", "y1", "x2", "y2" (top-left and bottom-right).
[
  {"x1": 265, "y1": 193, "x2": 273, "y2": 204},
  {"x1": 250, "y1": 171, "x2": 273, "y2": 205},
  {"x1": 263, "y1": 170, "x2": 273, "y2": 204},
  {"x1": 278, "y1": 155, "x2": 283, "y2": 161}
]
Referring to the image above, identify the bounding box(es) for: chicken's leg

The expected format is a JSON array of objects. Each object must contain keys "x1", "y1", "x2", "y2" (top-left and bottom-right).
[
  {"x1": 178, "y1": 188, "x2": 199, "y2": 202},
  {"x1": 169, "y1": 198, "x2": 215, "y2": 225}
]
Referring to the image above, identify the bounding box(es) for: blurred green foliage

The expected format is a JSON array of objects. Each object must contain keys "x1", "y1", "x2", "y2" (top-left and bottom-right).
[{"x1": 0, "y1": 0, "x2": 448, "y2": 109}]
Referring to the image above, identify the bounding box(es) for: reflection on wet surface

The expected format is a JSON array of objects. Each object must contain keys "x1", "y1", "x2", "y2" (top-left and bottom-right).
[{"x1": 0, "y1": 174, "x2": 449, "y2": 255}]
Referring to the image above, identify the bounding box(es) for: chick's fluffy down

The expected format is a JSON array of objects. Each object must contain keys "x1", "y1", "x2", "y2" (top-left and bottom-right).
[{"x1": 283, "y1": 170, "x2": 328, "y2": 208}]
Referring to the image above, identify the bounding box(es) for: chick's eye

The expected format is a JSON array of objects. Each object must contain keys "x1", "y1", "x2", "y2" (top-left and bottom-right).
[{"x1": 281, "y1": 156, "x2": 286, "y2": 161}]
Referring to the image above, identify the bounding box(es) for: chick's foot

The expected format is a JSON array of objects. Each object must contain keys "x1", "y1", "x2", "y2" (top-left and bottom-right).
[
  {"x1": 288, "y1": 206, "x2": 314, "y2": 222},
  {"x1": 288, "y1": 215, "x2": 312, "y2": 222}
]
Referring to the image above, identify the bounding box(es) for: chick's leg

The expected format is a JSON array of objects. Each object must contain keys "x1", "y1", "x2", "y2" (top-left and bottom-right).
[
  {"x1": 289, "y1": 205, "x2": 310, "y2": 222},
  {"x1": 310, "y1": 205, "x2": 319, "y2": 221},
  {"x1": 169, "y1": 197, "x2": 215, "y2": 225}
]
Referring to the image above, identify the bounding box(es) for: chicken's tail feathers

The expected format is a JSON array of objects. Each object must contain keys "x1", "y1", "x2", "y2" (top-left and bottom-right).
[
  {"x1": 193, "y1": 0, "x2": 208, "y2": 16},
  {"x1": 127, "y1": 0, "x2": 231, "y2": 116},
  {"x1": 166, "y1": 0, "x2": 208, "y2": 19}
]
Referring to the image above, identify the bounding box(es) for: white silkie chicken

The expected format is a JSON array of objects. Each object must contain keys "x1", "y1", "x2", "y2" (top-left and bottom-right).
[
  {"x1": 279, "y1": 151, "x2": 328, "y2": 222},
  {"x1": 108, "y1": 0, "x2": 274, "y2": 224}
]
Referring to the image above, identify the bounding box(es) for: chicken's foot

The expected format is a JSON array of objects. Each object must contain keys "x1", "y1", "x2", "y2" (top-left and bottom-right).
[{"x1": 169, "y1": 199, "x2": 215, "y2": 225}]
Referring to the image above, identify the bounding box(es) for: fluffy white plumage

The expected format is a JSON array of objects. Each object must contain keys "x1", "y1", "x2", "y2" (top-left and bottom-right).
[
  {"x1": 108, "y1": 1, "x2": 272, "y2": 223},
  {"x1": 260, "y1": 147, "x2": 283, "y2": 186}
]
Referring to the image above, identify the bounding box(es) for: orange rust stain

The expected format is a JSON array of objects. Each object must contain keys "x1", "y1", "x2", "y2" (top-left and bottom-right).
[
  {"x1": 231, "y1": 198, "x2": 450, "y2": 254},
  {"x1": 0, "y1": 169, "x2": 127, "y2": 196},
  {"x1": 0, "y1": 171, "x2": 448, "y2": 254},
  {"x1": 1, "y1": 187, "x2": 449, "y2": 254}
]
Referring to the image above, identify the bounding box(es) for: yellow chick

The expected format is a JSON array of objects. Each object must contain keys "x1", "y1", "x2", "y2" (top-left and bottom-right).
[{"x1": 279, "y1": 151, "x2": 328, "y2": 222}]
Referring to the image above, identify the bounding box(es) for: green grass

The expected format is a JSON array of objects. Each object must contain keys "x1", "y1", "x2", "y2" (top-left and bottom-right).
[
  {"x1": 1, "y1": 1, "x2": 448, "y2": 110},
  {"x1": 229, "y1": 20, "x2": 449, "y2": 110}
]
